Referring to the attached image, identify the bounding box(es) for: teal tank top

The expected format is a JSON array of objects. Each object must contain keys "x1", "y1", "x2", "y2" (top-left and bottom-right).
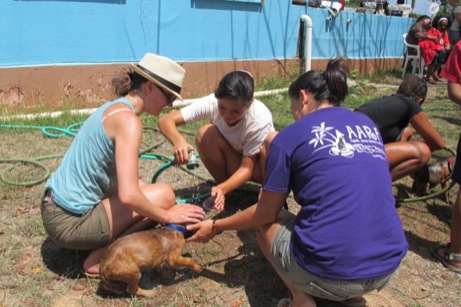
[{"x1": 45, "y1": 98, "x2": 134, "y2": 215}]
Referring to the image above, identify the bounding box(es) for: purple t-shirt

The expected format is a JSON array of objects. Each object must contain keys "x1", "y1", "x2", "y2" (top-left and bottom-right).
[{"x1": 264, "y1": 107, "x2": 408, "y2": 281}]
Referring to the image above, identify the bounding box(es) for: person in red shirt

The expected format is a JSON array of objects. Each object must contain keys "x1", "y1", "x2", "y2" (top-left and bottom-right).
[
  {"x1": 419, "y1": 17, "x2": 449, "y2": 84},
  {"x1": 432, "y1": 15, "x2": 452, "y2": 79},
  {"x1": 432, "y1": 40, "x2": 461, "y2": 273},
  {"x1": 433, "y1": 16, "x2": 452, "y2": 53}
]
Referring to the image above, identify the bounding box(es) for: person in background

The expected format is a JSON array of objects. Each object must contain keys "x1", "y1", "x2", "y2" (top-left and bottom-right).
[
  {"x1": 432, "y1": 15, "x2": 452, "y2": 79},
  {"x1": 418, "y1": 18, "x2": 448, "y2": 84},
  {"x1": 187, "y1": 58, "x2": 408, "y2": 307},
  {"x1": 405, "y1": 15, "x2": 439, "y2": 79},
  {"x1": 431, "y1": 40, "x2": 461, "y2": 273},
  {"x1": 359, "y1": 0, "x2": 389, "y2": 15},
  {"x1": 40, "y1": 53, "x2": 205, "y2": 277},
  {"x1": 158, "y1": 70, "x2": 275, "y2": 210},
  {"x1": 433, "y1": 15, "x2": 452, "y2": 53},
  {"x1": 406, "y1": 15, "x2": 438, "y2": 47},
  {"x1": 355, "y1": 75, "x2": 446, "y2": 182},
  {"x1": 448, "y1": 0, "x2": 461, "y2": 45}
]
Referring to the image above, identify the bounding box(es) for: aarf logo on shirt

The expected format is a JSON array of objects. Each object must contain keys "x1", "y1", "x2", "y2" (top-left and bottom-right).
[{"x1": 309, "y1": 122, "x2": 386, "y2": 160}]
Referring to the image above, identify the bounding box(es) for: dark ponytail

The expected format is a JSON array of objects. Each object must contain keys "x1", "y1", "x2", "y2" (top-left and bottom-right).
[
  {"x1": 324, "y1": 58, "x2": 349, "y2": 105},
  {"x1": 288, "y1": 57, "x2": 348, "y2": 107}
]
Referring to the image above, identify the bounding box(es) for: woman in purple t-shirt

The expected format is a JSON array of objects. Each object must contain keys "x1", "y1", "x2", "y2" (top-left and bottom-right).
[{"x1": 187, "y1": 58, "x2": 408, "y2": 307}]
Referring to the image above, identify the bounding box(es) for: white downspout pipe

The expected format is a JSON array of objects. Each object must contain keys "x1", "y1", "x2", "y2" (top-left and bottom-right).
[{"x1": 300, "y1": 14, "x2": 313, "y2": 73}]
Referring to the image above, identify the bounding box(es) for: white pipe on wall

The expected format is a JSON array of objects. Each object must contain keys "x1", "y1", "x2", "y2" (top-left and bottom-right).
[
  {"x1": 300, "y1": 14, "x2": 313, "y2": 73},
  {"x1": 3, "y1": 88, "x2": 290, "y2": 119},
  {"x1": 172, "y1": 88, "x2": 288, "y2": 108}
]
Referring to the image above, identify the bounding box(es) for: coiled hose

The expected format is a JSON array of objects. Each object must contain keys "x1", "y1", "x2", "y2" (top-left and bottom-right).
[
  {"x1": 0, "y1": 123, "x2": 212, "y2": 203},
  {"x1": 1, "y1": 123, "x2": 457, "y2": 205}
]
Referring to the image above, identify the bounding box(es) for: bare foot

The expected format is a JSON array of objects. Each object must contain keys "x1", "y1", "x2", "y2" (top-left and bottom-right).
[
  {"x1": 426, "y1": 78, "x2": 437, "y2": 85},
  {"x1": 83, "y1": 247, "x2": 107, "y2": 276},
  {"x1": 135, "y1": 288, "x2": 158, "y2": 298},
  {"x1": 432, "y1": 75, "x2": 445, "y2": 82}
]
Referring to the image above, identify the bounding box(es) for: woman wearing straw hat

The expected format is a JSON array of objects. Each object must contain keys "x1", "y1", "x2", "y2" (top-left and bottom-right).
[
  {"x1": 40, "y1": 53, "x2": 205, "y2": 277},
  {"x1": 158, "y1": 70, "x2": 275, "y2": 210}
]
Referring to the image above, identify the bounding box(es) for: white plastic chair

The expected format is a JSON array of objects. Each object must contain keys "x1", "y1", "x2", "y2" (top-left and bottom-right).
[
  {"x1": 402, "y1": 33, "x2": 424, "y2": 78},
  {"x1": 321, "y1": 1, "x2": 343, "y2": 11}
]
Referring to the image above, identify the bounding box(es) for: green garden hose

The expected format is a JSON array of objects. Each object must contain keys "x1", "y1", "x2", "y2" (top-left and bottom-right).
[
  {"x1": 0, "y1": 123, "x2": 81, "y2": 186},
  {"x1": 0, "y1": 154, "x2": 63, "y2": 186},
  {"x1": 396, "y1": 147, "x2": 457, "y2": 204},
  {"x1": 0, "y1": 122, "x2": 83, "y2": 138},
  {"x1": 2, "y1": 122, "x2": 457, "y2": 206},
  {"x1": 142, "y1": 152, "x2": 212, "y2": 203},
  {"x1": 397, "y1": 179, "x2": 456, "y2": 204},
  {"x1": 0, "y1": 123, "x2": 210, "y2": 199}
]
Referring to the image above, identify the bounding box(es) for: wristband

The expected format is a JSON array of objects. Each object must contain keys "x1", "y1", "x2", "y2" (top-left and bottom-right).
[{"x1": 211, "y1": 218, "x2": 222, "y2": 235}]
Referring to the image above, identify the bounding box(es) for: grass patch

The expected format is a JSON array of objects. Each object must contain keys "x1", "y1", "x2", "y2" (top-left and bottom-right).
[
  {"x1": 0, "y1": 240, "x2": 19, "y2": 275},
  {"x1": 19, "y1": 214, "x2": 46, "y2": 237},
  {"x1": 0, "y1": 70, "x2": 460, "y2": 306},
  {"x1": 0, "y1": 72, "x2": 403, "y2": 136}
]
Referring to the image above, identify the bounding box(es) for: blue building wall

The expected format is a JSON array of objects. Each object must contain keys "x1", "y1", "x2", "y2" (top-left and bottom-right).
[{"x1": 1, "y1": 0, "x2": 414, "y2": 67}]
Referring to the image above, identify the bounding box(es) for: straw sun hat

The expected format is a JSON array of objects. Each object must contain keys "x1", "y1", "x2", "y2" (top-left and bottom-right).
[{"x1": 131, "y1": 53, "x2": 186, "y2": 101}]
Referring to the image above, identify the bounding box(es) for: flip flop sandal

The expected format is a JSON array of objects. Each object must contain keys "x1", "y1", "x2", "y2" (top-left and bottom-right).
[
  {"x1": 82, "y1": 270, "x2": 100, "y2": 279},
  {"x1": 430, "y1": 243, "x2": 461, "y2": 273}
]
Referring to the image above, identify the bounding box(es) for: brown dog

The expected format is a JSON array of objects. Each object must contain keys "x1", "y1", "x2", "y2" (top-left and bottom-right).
[
  {"x1": 99, "y1": 226, "x2": 202, "y2": 298},
  {"x1": 412, "y1": 159, "x2": 454, "y2": 203}
]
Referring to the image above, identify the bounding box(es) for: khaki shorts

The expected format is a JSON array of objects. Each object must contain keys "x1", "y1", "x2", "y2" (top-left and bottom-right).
[
  {"x1": 270, "y1": 217, "x2": 394, "y2": 302},
  {"x1": 40, "y1": 189, "x2": 110, "y2": 250}
]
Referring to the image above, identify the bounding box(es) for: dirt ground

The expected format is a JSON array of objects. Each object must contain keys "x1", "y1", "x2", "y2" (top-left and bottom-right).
[{"x1": 1, "y1": 82, "x2": 461, "y2": 306}]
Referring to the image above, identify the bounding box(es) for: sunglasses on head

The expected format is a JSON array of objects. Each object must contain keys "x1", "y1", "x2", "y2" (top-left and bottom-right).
[{"x1": 157, "y1": 85, "x2": 176, "y2": 104}]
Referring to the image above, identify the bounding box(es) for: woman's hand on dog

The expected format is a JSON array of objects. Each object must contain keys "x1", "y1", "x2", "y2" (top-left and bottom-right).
[
  {"x1": 167, "y1": 204, "x2": 205, "y2": 224},
  {"x1": 186, "y1": 220, "x2": 213, "y2": 242}
]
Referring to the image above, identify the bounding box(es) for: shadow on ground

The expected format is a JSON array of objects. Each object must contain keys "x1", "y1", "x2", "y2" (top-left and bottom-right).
[{"x1": 40, "y1": 238, "x2": 89, "y2": 279}]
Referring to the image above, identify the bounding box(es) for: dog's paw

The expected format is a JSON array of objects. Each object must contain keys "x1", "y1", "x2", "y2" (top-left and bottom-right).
[
  {"x1": 135, "y1": 288, "x2": 158, "y2": 298},
  {"x1": 192, "y1": 264, "x2": 202, "y2": 273}
]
